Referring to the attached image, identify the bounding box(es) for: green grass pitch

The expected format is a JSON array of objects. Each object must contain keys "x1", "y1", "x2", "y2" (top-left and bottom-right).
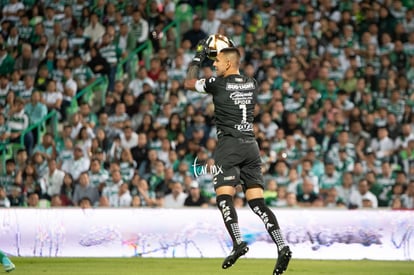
[{"x1": 7, "y1": 258, "x2": 414, "y2": 275}]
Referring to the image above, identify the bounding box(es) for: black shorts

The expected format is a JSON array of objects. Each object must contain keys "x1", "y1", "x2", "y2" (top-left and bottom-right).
[{"x1": 213, "y1": 135, "x2": 264, "y2": 190}]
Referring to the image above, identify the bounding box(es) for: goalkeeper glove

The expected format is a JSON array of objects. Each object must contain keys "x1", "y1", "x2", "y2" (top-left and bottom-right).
[{"x1": 190, "y1": 37, "x2": 212, "y2": 66}]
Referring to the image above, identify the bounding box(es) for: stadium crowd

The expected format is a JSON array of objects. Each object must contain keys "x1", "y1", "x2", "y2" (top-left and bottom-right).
[{"x1": 0, "y1": 0, "x2": 413, "y2": 210}]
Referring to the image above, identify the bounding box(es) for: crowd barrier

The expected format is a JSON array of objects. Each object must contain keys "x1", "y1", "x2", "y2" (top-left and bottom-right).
[{"x1": 0, "y1": 208, "x2": 413, "y2": 260}]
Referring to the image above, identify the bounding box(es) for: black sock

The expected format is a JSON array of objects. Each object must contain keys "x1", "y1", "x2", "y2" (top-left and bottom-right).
[
  {"x1": 248, "y1": 198, "x2": 286, "y2": 250},
  {"x1": 216, "y1": 194, "x2": 243, "y2": 246}
]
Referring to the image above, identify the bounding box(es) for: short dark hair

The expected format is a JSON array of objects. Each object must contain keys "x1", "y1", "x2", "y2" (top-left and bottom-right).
[
  {"x1": 6, "y1": 159, "x2": 15, "y2": 165},
  {"x1": 79, "y1": 196, "x2": 92, "y2": 205},
  {"x1": 221, "y1": 47, "x2": 241, "y2": 58}
]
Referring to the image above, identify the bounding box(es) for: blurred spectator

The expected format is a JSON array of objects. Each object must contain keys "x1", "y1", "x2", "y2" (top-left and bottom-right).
[
  {"x1": 84, "y1": 12, "x2": 105, "y2": 44},
  {"x1": 50, "y1": 194, "x2": 63, "y2": 207},
  {"x1": 129, "y1": 9, "x2": 149, "y2": 60},
  {"x1": 233, "y1": 192, "x2": 246, "y2": 208},
  {"x1": 119, "y1": 148, "x2": 136, "y2": 182},
  {"x1": 88, "y1": 158, "x2": 109, "y2": 193},
  {"x1": 14, "y1": 43, "x2": 39, "y2": 78},
  {"x1": 2, "y1": 0, "x2": 24, "y2": 24},
  {"x1": 0, "y1": 112, "x2": 10, "y2": 144},
  {"x1": 201, "y1": 9, "x2": 221, "y2": 35},
  {"x1": 14, "y1": 148, "x2": 27, "y2": 171},
  {"x1": 319, "y1": 159, "x2": 341, "y2": 196},
  {"x1": 26, "y1": 192, "x2": 39, "y2": 207},
  {"x1": 401, "y1": 181, "x2": 414, "y2": 209},
  {"x1": 327, "y1": 130, "x2": 356, "y2": 162},
  {"x1": 120, "y1": 125, "x2": 138, "y2": 150},
  {"x1": 132, "y1": 177, "x2": 158, "y2": 207},
  {"x1": 389, "y1": 181, "x2": 406, "y2": 207},
  {"x1": 108, "y1": 102, "x2": 130, "y2": 134},
  {"x1": 43, "y1": 158, "x2": 65, "y2": 201},
  {"x1": 7, "y1": 185, "x2": 23, "y2": 206},
  {"x1": 334, "y1": 147, "x2": 355, "y2": 173},
  {"x1": 73, "y1": 172, "x2": 99, "y2": 206},
  {"x1": 33, "y1": 132, "x2": 56, "y2": 160},
  {"x1": 8, "y1": 97, "x2": 33, "y2": 155},
  {"x1": 128, "y1": 66, "x2": 156, "y2": 98},
  {"x1": 60, "y1": 67, "x2": 78, "y2": 120},
  {"x1": 97, "y1": 32, "x2": 122, "y2": 92},
  {"x1": 101, "y1": 169, "x2": 124, "y2": 207},
  {"x1": 349, "y1": 179, "x2": 378, "y2": 209},
  {"x1": 376, "y1": 162, "x2": 396, "y2": 206},
  {"x1": 18, "y1": 162, "x2": 41, "y2": 196},
  {"x1": 32, "y1": 151, "x2": 48, "y2": 180},
  {"x1": 79, "y1": 197, "x2": 92, "y2": 209},
  {"x1": 60, "y1": 173, "x2": 75, "y2": 206},
  {"x1": 181, "y1": 18, "x2": 207, "y2": 50},
  {"x1": 65, "y1": 144, "x2": 90, "y2": 182},
  {"x1": 324, "y1": 187, "x2": 346, "y2": 208},
  {"x1": 296, "y1": 177, "x2": 319, "y2": 207},
  {"x1": 298, "y1": 159, "x2": 319, "y2": 192},
  {"x1": 259, "y1": 111, "x2": 278, "y2": 140},
  {"x1": 24, "y1": 91, "x2": 47, "y2": 143},
  {"x1": 370, "y1": 127, "x2": 395, "y2": 161},
  {"x1": 184, "y1": 181, "x2": 208, "y2": 207},
  {"x1": 117, "y1": 182, "x2": 133, "y2": 207},
  {"x1": 0, "y1": 185, "x2": 10, "y2": 207},
  {"x1": 263, "y1": 178, "x2": 278, "y2": 206},
  {"x1": 285, "y1": 192, "x2": 298, "y2": 208},
  {"x1": 335, "y1": 171, "x2": 356, "y2": 207},
  {"x1": 348, "y1": 120, "x2": 370, "y2": 146},
  {"x1": 42, "y1": 79, "x2": 63, "y2": 115},
  {"x1": 131, "y1": 194, "x2": 141, "y2": 207},
  {"x1": 0, "y1": 75, "x2": 10, "y2": 107},
  {"x1": 0, "y1": 43, "x2": 14, "y2": 76},
  {"x1": 79, "y1": 102, "x2": 97, "y2": 129},
  {"x1": 72, "y1": 54, "x2": 96, "y2": 91},
  {"x1": 215, "y1": 0, "x2": 234, "y2": 25},
  {"x1": 163, "y1": 181, "x2": 187, "y2": 208},
  {"x1": 87, "y1": 46, "x2": 110, "y2": 80}
]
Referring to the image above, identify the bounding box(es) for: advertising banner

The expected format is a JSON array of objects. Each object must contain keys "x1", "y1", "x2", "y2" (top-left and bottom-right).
[{"x1": 0, "y1": 208, "x2": 413, "y2": 260}]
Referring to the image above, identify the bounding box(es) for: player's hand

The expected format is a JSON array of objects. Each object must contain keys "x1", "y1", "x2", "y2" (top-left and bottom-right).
[{"x1": 192, "y1": 36, "x2": 212, "y2": 65}]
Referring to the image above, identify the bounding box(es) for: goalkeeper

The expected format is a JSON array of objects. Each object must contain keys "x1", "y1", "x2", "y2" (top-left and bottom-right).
[{"x1": 184, "y1": 38, "x2": 292, "y2": 275}]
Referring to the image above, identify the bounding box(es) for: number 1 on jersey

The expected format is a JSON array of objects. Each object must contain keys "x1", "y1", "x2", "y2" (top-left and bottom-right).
[{"x1": 239, "y1": 104, "x2": 247, "y2": 123}]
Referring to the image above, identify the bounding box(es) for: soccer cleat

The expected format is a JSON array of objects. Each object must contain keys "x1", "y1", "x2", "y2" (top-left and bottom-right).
[
  {"x1": 222, "y1": 241, "x2": 249, "y2": 269},
  {"x1": 273, "y1": 246, "x2": 292, "y2": 275},
  {"x1": 2, "y1": 257, "x2": 15, "y2": 273}
]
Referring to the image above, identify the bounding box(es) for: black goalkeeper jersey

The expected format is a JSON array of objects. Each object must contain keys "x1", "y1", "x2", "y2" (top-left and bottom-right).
[{"x1": 204, "y1": 74, "x2": 257, "y2": 139}]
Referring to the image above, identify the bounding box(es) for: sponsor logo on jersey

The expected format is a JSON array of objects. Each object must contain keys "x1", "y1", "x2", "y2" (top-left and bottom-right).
[
  {"x1": 229, "y1": 91, "x2": 253, "y2": 104},
  {"x1": 234, "y1": 122, "x2": 253, "y2": 131},
  {"x1": 226, "y1": 82, "x2": 255, "y2": 90}
]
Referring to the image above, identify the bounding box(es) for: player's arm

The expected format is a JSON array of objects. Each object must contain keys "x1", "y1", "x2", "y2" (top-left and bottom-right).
[{"x1": 184, "y1": 37, "x2": 211, "y2": 92}]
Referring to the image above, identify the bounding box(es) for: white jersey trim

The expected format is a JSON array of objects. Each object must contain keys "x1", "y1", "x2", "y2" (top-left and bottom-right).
[{"x1": 195, "y1": 79, "x2": 207, "y2": 93}]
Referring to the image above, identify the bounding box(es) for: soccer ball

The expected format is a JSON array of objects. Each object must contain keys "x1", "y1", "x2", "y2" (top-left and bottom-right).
[{"x1": 206, "y1": 34, "x2": 233, "y2": 60}]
